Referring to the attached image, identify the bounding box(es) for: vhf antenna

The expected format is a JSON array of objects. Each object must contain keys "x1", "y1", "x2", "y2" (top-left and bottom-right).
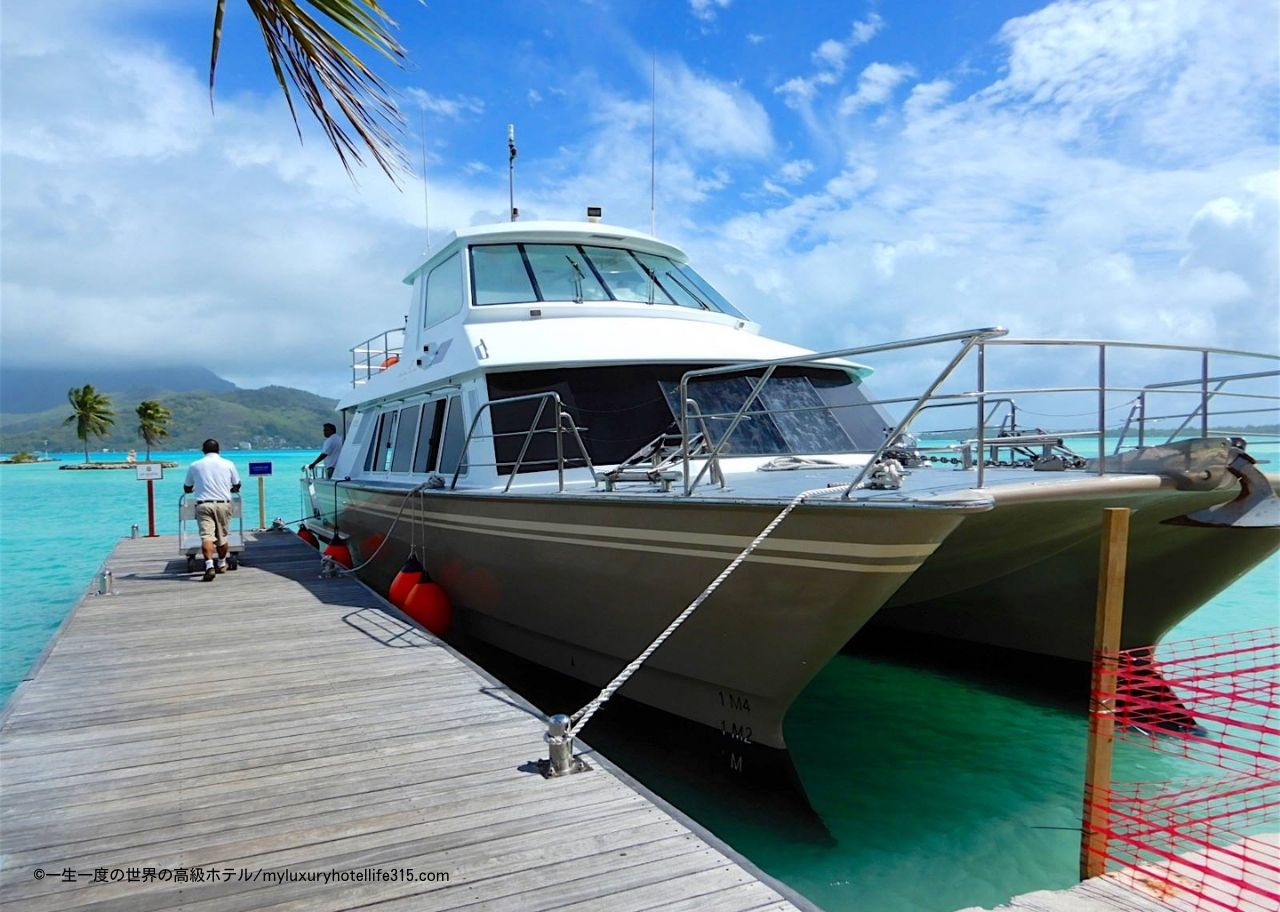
[
  {"x1": 507, "y1": 123, "x2": 519, "y2": 221},
  {"x1": 421, "y1": 108, "x2": 432, "y2": 253},
  {"x1": 651, "y1": 52, "x2": 657, "y2": 236}
]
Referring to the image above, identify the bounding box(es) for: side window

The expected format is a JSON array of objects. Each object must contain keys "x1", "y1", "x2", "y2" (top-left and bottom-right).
[
  {"x1": 439, "y1": 396, "x2": 468, "y2": 475},
  {"x1": 390, "y1": 405, "x2": 421, "y2": 472},
  {"x1": 413, "y1": 400, "x2": 446, "y2": 472},
  {"x1": 363, "y1": 413, "x2": 386, "y2": 472},
  {"x1": 379, "y1": 410, "x2": 400, "y2": 472},
  {"x1": 424, "y1": 252, "x2": 464, "y2": 328}
]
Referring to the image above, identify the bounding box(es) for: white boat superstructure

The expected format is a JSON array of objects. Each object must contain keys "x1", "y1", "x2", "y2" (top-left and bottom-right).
[{"x1": 305, "y1": 217, "x2": 1280, "y2": 756}]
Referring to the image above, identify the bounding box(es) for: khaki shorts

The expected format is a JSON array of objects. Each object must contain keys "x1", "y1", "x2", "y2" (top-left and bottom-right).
[{"x1": 196, "y1": 501, "x2": 233, "y2": 545}]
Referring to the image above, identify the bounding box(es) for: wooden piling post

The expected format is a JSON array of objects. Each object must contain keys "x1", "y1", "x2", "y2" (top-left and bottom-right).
[{"x1": 1080, "y1": 506, "x2": 1131, "y2": 880}]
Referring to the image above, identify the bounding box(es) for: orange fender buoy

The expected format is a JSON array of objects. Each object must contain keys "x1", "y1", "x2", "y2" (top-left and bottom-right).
[
  {"x1": 388, "y1": 554, "x2": 424, "y2": 609},
  {"x1": 403, "y1": 576, "x2": 452, "y2": 637},
  {"x1": 323, "y1": 541, "x2": 353, "y2": 569},
  {"x1": 297, "y1": 527, "x2": 319, "y2": 548}
]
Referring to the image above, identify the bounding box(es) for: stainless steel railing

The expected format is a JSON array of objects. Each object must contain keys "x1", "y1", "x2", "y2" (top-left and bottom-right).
[
  {"x1": 450, "y1": 392, "x2": 598, "y2": 493},
  {"x1": 677, "y1": 327, "x2": 1009, "y2": 496},
  {"x1": 671, "y1": 332, "x2": 1278, "y2": 495},
  {"x1": 350, "y1": 327, "x2": 406, "y2": 387}
]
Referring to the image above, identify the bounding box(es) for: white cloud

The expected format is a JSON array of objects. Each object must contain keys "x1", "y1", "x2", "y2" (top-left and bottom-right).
[
  {"x1": 746, "y1": 33, "x2": 766, "y2": 45},
  {"x1": 0, "y1": 8, "x2": 492, "y2": 397},
  {"x1": 527, "y1": 89, "x2": 543, "y2": 105},
  {"x1": 683, "y1": 0, "x2": 1279, "y2": 378},
  {"x1": 655, "y1": 61, "x2": 773, "y2": 159},
  {"x1": 850, "y1": 13, "x2": 884, "y2": 46},
  {"x1": 777, "y1": 159, "x2": 814, "y2": 184},
  {"x1": 839, "y1": 63, "x2": 916, "y2": 115},
  {"x1": 690, "y1": 0, "x2": 732, "y2": 23},
  {"x1": 2, "y1": 0, "x2": 1275, "y2": 408},
  {"x1": 812, "y1": 39, "x2": 849, "y2": 73},
  {"x1": 774, "y1": 14, "x2": 889, "y2": 114},
  {"x1": 405, "y1": 89, "x2": 486, "y2": 119}
]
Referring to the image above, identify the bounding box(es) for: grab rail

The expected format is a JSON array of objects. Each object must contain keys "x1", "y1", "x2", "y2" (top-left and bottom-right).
[
  {"x1": 450, "y1": 392, "x2": 598, "y2": 493},
  {"x1": 677, "y1": 327, "x2": 1009, "y2": 496},
  {"x1": 670, "y1": 332, "x2": 1277, "y2": 495},
  {"x1": 350, "y1": 327, "x2": 406, "y2": 387}
]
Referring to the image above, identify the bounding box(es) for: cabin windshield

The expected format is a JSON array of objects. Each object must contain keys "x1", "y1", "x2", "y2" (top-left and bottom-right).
[{"x1": 470, "y1": 243, "x2": 746, "y2": 317}]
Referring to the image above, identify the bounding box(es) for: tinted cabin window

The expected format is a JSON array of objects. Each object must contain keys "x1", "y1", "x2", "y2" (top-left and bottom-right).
[
  {"x1": 487, "y1": 365, "x2": 890, "y2": 475},
  {"x1": 413, "y1": 400, "x2": 446, "y2": 473},
  {"x1": 390, "y1": 405, "x2": 420, "y2": 472},
  {"x1": 424, "y1": 252, "x2": 465, "y2": 328},
  {"x1": 363, "y1": 413, "x2": 386, "y2": 472},
  {"x1": 675, "y1": 265, "x2": 746, "y2": 318},
  {"x1": 471, "y1": 245, "x2": 535, "y2": 305},
  {"x1": 439, "y1": 396, "x2": 467, "y2": 476},
  {"x1": 379, "y1": 410, "x2": 400, "y2": 472},
  {"x1": 581, "y1": 245, "x2": 674, "y2": 304},
  {"x1": 524, "y1": 244, "x2": 609, "y2": 302},
  {"x1": 469, "y1": 243, "x2": 745, "y2": 315}
]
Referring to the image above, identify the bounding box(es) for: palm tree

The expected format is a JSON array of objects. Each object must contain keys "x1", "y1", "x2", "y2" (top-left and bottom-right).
[
  {"x1": 65, "y1": 385, "x2": 115, "y2": 464},
  {"x1": 209, "y1": 0, "x2": 408, "y2": 181},
  {"x1": 136, "y1": 400, "x2": 173, "y2": 461}
]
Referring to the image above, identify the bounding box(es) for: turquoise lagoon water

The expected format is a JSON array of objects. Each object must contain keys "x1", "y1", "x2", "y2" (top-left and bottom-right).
[
  {"x1": 0, "y1": 449, "x2": 315, "y2": 693},
  {"x1": 1, "y1": 446, "x2": 1276, "y2": 912}
]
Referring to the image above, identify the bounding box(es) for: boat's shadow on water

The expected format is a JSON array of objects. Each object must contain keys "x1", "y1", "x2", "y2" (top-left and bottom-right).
[
  {"x1": 842, "y1": 628, "x2": 1091, "y2": 712},
  {"x1": 448, "y1": 629, "x2": 1094, "y2": 855},
  {"x1": 451, "y1": 636, "x2": 839, "y2": 847}
]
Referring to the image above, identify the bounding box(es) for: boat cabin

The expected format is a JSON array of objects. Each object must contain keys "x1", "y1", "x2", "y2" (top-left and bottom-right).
[{"x1": 332, "y1": 221, "x2": 890, "y2": 488}]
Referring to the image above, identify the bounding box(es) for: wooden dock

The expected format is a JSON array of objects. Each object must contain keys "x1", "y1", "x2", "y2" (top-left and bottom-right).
[{"x1": 0, "y1": 532, "x2": 812, "y2": 912}]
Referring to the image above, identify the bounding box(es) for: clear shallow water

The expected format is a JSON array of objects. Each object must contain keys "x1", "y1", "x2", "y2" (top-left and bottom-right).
[
  {"x1": 0, "y1": 445, "x2": 1276, "y2": 912},
  {"x1": 0, "y1": 449, "x2": 314, "y2": 693}
]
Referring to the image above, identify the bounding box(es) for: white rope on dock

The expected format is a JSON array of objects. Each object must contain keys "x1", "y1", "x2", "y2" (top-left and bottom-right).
[{"x1": 567, "y1": 483, "x2": 839, "y2": 740}]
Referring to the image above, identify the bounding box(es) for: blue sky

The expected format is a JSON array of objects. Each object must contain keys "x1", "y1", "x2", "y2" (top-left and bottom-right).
[{"x1": 2, "y1": 0, "x2": 1277, "y2": 400}]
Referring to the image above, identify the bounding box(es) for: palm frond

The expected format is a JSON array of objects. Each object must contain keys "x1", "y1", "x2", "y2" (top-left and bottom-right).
[{"x1": 211, "y1": 0, "x2": 408, "y2": 182}]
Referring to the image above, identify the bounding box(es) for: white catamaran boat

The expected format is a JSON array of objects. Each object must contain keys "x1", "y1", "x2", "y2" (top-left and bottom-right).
[{"x1": 302, "y1": 215, "x2": 1280, "y2": 754}]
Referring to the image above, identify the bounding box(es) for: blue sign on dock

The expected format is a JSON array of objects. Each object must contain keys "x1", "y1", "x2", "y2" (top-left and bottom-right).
[{"x1": 248, "y1": 461, "x2": 273, "y2": 477}]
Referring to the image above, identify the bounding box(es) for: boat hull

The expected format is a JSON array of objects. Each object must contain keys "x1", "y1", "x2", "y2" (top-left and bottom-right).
[
  {"x1": 313, "y1": 482, "x2": 973, "y2": 749},
  {"x1": 874, "y1": 475, "x2": 1280, "y2": 661}
]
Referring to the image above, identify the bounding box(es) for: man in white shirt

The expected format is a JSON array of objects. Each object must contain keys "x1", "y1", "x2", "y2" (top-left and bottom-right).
[
  {"x1": 308, "y1": 422, "x2": 343, "y2": 478},
  {"x1": 184, "y1": 438, "x2": 242, "y2": 582}
]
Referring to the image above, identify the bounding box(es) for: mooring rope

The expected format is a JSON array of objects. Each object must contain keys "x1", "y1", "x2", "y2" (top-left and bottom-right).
[
  {"x1": 327, "y1": 480, "x2": 431, "y2": 575},
  {"x1": 567, "y1": 483, "x2": 839, "y2": 740}
]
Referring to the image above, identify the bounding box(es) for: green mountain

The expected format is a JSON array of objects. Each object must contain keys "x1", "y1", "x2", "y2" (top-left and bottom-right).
[
  {"x1": 0, "y1": 386, "x2": 339, "y2": 454},
  {"x1": 0, "y1": 366, "x2": 236, "y2": 413}
]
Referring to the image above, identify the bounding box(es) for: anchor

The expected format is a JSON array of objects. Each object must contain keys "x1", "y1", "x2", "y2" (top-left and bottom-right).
[{"x1": 1170, "y1": 447, "x2": 1280, "y2": 529}]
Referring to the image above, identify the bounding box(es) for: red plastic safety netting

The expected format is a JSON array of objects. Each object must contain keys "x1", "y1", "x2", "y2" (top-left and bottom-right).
[
  {"x1": 1083, "y1": 627, "x2": 1280, "y2": 912},
  {"x1": 1108, "y1": 628, "x2": 1279, "y2": 777},
  {"x1": 1082, "y1": 776, "x2": 1279, "y2": 912}
]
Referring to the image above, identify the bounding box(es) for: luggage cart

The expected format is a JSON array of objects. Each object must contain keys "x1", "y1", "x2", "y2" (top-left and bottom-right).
[{"x1": 179, "y1": 494, "x2": 245, "y2": 572}]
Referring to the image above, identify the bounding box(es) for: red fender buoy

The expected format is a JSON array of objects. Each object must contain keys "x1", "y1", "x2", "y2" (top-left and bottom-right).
[
  {"x1": 388, "y1": 554, "x2": 424, "y2": 609},
  {"x1": 297, "y1": 527, "x2": 318, "y2": 548},
  {"x1": 403, "y1": 576, "x2": 452, "y2": 637},
  {"x1": 323, "y1": 541, "x2": 353, "y2": 569}
]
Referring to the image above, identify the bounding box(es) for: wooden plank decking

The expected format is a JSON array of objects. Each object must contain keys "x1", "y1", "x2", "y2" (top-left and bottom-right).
[{"x1": 0, "y1": 532, "x2": 812, "y2": 912}]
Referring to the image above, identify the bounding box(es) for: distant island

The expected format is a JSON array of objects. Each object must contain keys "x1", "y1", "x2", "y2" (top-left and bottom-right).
[
  {"x1": 58, "y1": 461, "x2": 180, "y2": 471},
  {"x1": 0, "y1": 368, "x2": 339, "y2": 455},
  {"x1": 0, "y1": 451, "x2": 57, "y2": 465}
]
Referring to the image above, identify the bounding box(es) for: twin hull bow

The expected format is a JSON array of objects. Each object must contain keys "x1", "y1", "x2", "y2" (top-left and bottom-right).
[{"x1": 317, "y1": 483, "x2": 976, "y2": 750}]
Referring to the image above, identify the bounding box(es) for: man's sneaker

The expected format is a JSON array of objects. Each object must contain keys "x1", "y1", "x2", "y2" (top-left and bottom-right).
[
  {"x1": 215, "y1": 563, "x2": 226, "y2": 574},
  {"x1": 202, "y1": 567, "x2": 217, "y2": 582}
]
